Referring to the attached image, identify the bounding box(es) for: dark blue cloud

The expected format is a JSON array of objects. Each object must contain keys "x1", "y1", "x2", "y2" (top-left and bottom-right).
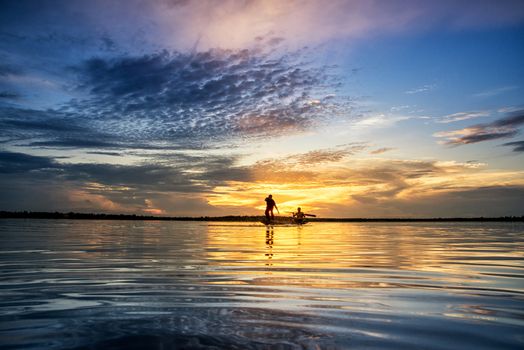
[
  {"x1": 0, "y1": 0, "x2": 350, "y2": 153},
  {"x1": 501, "y1": 140, "x2": 524, "y2": 152},
  {"x1": 0, "y1": 150, "x2": 244, "y2": 192},
  {"x1": 456, "y1": 130, "x2": 518, "y2": 144},
  {"x1": 0, "y1": 64, "x2": 24, "y2": 102},
  {"x1": 27, "y1": 139, "x2": 122, "y2": 149},
  {"x1": 0, "y1": 106, "x2": 114, "y2": 148},
  {"x1": 67, "y1": 48, "x2": 342, "y2": 144},
  {"x1": 0, "y1": 151, "x2": 57, "y2": 173},
  {"x1": 0, "y1": 91, "x2": 20, "y2": 99},
  {"x1": 439, "y1": 109, "x2": 524, "y2": 145},
  {"x1": 0, "y1": 114, "x2": 84, "y2": 133},
  {"x1": 86, "y1": 151, "x2": 122, "y2": 156},
  {"x1": 492, "y1": 112, "x2": 524, "y2": 128},
  {"x1": 0, "y1": 149, "x2": 231, "y2": 212},
  {"x1": 0, "y1": 47, "x2": 345, "y2": 151}
]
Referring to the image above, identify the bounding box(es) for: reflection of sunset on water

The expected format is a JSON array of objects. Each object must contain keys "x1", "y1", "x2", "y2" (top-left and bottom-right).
[
  {"x1": 1, "y1": 219, "x2": 523, "y2": 349},
  {"x1": 203, "y1": 222, "x2": 524, "y2": 292}
]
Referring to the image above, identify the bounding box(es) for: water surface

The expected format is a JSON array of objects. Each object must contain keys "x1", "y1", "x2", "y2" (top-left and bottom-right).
[{"x1": 1, "y1": 219, "x2": 523, "y2": 349}]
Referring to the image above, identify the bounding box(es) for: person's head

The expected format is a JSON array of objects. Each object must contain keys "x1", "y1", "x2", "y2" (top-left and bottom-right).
[
  {"x1": 268, "y1": 194, "x2": 272, "y2": 198},
  {"x1": 297, "y1": 207, "x2": 301, "y2": 212}
]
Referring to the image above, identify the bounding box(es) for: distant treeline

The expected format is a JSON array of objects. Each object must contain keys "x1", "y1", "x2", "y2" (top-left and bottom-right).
[{"x1": 1, "y1": 211, "x2": 523, "y2": 222}]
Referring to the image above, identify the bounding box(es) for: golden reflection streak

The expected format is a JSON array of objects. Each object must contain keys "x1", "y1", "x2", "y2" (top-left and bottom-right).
[{"x1": 203, "y1": 222, "x2": 494, "y2": 290}]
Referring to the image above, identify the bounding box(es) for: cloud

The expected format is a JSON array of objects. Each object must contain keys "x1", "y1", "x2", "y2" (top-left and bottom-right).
[
  {"x1": 370, "y1": 147, "x2": 395, "y2": 155},
  {"x1": 0, "y1": 64, "x2": 24, "y2": 101},
  {"x1": 293, "y1": 144, "x2": 367, "y2": 165},
  {"x1": 0, "y1": 46, "x2": 348, "y2": 151},
  {"x1": 0, "y1": 106, "x2": 125, "y2": 149},
  {"x1": 405, "y1": 84, "x2": 436, "y2": 94},
  {"x1": 501, "y1": 140, "x2": 524, "y2": 152},
  {"x1": 0, "y1": 151, "x2": 57, "y2": 173},
  {"x1": 437, "y1": 111, "x2": 490, "y2": 123},
  {"x1": 66, "y1": 48, "x2": 344, "y2": 145},
  {"x1": 498, "y1": 106, "x2": 523, "y2": 113},
  {"x1": 207, "y1": 153, "x2": 524, "y2": 217},
  {"x1": 435, "y1": 128, "x2": 516, "y2": 145},
  {"x1": 0, "y1": 115, "x2": 85, "y2": 133},
  {"x1": 331, "y1": 185, "x2": 524, "y2": 218},
  {"x1": 0, "y1": 150, "x2": 237, "y2": 188},
  {"x1": 249, "y1": 144, "x2": 367, "y2": 175},
  {"x1": 27, "y1": 139, "x2": 123, "y2": 149},
  {"x1": 434, "y1": 110, "x2": 524, "y2": 145},
  {"x1": 390, "y1": 105, "x2": 411, "y2": 112},
  {"x1": 0, "y1": 150, "x2": 245, "y2": 214},
  {"x1": 353, "y1": 113, "x2": 411, "y2": 129},
  {"x1": 492, "y1": 112, "x2": 524, "y2": 128},
  {"x1": 473, "y1": 86, "x2": 519, "y2": 98},
  {"x1": 0, "y1": 91, "x2": 21, "y2": 100},
  {"x1": 1, "y1": 1, "x2": 523, "y2": 217},
  {"x1": 86, "y1": 151, "x2": 123, "y2": 157},
  {"x1": 2, "y1": 0, "x2": 522, "y2": 61},
  {"x1": 2, "y1": 149, "x2": 523, "y2": 217},
  {"x1": 294, "y1": 149, "x2": 352, "y2": 164},
  {"x1": 151, "y1": 0, "x2": 524, "y2": 50}
]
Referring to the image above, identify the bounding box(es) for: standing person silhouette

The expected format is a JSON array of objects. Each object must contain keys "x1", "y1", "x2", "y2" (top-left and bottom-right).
[{"x1": 264, "y1": 194, "x2": 278, "y2": 222}]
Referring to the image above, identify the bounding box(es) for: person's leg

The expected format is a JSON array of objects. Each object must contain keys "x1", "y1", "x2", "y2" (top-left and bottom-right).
[
  {"x1": 270, "y1": 209, "x2": 275, "y2": 220},
  {"x1": 265, "y1": 208, "x2": 270, "y2": 220}
]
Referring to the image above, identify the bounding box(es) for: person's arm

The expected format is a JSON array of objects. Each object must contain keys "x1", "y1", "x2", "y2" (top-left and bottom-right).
[{"x1": 275, "y1": 204, "x2": 279, "y2": 214}]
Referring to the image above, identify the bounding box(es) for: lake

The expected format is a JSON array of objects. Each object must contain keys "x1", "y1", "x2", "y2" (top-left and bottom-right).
[{"x1": 0, "y1": 219, "x2": 523, "y2": 349}]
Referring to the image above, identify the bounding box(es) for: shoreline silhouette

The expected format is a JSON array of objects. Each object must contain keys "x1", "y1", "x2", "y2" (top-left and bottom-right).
[{"x1": 1, "y1": 211, "x2": 522, "y2": 222}]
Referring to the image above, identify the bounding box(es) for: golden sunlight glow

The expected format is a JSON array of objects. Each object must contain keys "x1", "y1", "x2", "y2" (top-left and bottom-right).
[
  {"x1": 208, "y1": 182, "x2": 348, "y2": 213},
  {"x1": 206, "y1": 158, "x2": 524, "y2": 217}
]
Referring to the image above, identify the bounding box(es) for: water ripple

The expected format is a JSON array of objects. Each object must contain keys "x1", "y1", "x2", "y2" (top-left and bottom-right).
[{"x1": 0, "y1": 220, "x2": 523, "y2": 349}]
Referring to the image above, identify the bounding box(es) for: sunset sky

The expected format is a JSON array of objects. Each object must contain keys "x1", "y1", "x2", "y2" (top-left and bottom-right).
[{"x1": 1, "y1": 0, "x2": 523, "y2": 217}]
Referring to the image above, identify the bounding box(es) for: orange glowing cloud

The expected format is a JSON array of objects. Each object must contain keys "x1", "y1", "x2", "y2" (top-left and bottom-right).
[
  {"x1": 68, "y1": 189, "x2": 126, "y2": 212},
  {"x1": 206, "y1": 153, "x2": 524, "y2": 217}
]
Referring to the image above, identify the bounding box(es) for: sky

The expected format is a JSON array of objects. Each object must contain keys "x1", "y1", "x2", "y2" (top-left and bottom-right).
[{"x1": 0, "y1": 0, "x2": 523, "y2": 217}]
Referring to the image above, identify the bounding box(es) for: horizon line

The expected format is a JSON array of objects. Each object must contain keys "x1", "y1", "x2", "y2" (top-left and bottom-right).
[{"x1": 1, "y1": 211, "x2": 523, "y2": 222}]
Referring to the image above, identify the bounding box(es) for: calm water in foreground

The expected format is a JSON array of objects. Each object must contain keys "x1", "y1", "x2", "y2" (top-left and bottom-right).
[{"x1": 0, "y1": 220, "x2": 523, "y2": 349}]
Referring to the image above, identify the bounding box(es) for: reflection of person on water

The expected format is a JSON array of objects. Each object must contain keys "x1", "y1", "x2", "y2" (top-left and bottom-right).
[
  {"x1": 264, "y1": 194, "x2": 279, "y2": 221},
  {"x1": 265, "y1": 228, "x2": 274, "y2": 267}
]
